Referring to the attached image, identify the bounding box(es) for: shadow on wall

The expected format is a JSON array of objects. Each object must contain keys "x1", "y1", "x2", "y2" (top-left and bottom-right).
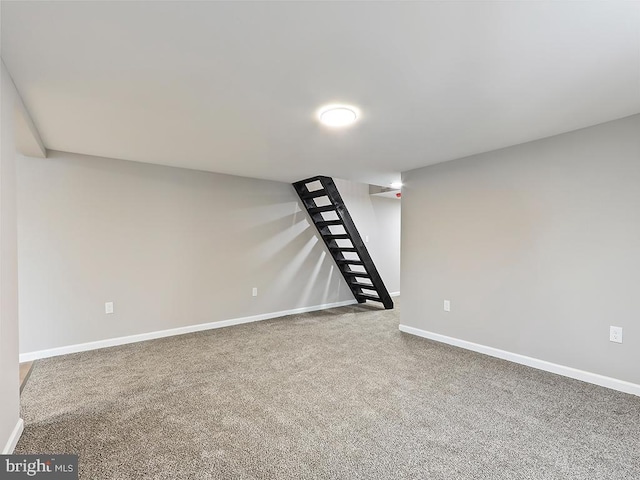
[
  {"x1": 16, "y1": 151, "x2": 358, "y2": 356},
  {"x1": 245, "y1": 199, "x2": 351, "y2": 310}
]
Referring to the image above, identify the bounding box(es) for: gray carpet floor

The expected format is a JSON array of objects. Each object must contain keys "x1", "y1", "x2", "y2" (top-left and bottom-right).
[{"x1": 17, "y1": 300, "x2": 640, "y2": 479}]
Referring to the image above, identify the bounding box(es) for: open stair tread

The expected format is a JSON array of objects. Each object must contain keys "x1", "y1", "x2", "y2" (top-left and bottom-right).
[
  {"x1": 316, "y1": 220, "x2": 343, "y2": 227},
  {"x1": 308, "y1": 205, "x2": 337, "y2": 214},
  {"x1": 323, "y1": 234, "x2": 351, "y2": 240},
  {"x1": 300, "y1": 189, "x2": 328, "y2": 199},
  {"x1": 350, "y1": 282, "x2": 376, "y2": 289},
  {"x1": 357, "y1": 293, "x2": 383, "y2": 302},
  {"x1": 342, "y1": 270, "x2": 370, "y2": 277},
  {"x1": 336, "y1": 259, "x2": 364, "y2": 265}
]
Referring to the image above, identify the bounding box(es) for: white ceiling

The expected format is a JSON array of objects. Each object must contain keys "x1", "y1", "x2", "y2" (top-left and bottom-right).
[{"x1": 2, "y1": 1, "x2": 639, "y2": 186}]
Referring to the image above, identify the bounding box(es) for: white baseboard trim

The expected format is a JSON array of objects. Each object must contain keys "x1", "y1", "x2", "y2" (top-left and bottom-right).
[
  {"x1": 20, "y1": 299, "x2": 358, "y2": 363},
  {"x1": 399, "y1": 324, "x2": 640, "y2": 397},
  {"x1": 390, "y1": 291, "x2": 401, "y2": 297},
  {"x1": 2, "y1": 418, "x2": 24, "y2": 454}
]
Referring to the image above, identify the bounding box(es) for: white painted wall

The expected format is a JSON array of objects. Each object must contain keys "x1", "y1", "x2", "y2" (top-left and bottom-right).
[
  {"x1": 401, "y1": 114, "x2": 640, "y2": 386},
  {"x1": 1, "y1": 61, "x2": 27, "y2": 452},
  {"x1": 334, "y1": 178, "x2": 400, "y2": 294},
  {"x1": 17, "y1": 153, "x2": 400, "y2": 357},
  {"x1": 369, "y1": 196, "x2": 401, "y2": 295}
]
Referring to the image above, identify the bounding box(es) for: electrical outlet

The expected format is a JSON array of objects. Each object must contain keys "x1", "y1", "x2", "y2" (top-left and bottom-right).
[
  {"x1": 105, "y1": 302, "x2": 114, "y2": 314},
  {"x1": 365, "y1": 235, "x2": 370, "y2": 243},
  {"x1": 252, "y1": 287, "x2": 258, "y2": 297},
  {"x1": 444, "y1": 300, "x2": 451, "y2": 312},
  {"x1": 610, "y1": 326, "x2": 623, "y2": 344}
]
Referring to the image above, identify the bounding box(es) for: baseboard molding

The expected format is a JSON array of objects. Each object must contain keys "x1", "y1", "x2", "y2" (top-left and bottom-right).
[
  {"x1": 390, "y1": 291, "x2": 401, "y2": 297},
  {"x1": 399, "y1": 324, "x2": 640, "y2": 397},
  {"x1": 20, "y1": 299, "x2": 358, "y2": 362},
  {"x1": 2, "y1": 418, "x2": 24, "y2": 454}
]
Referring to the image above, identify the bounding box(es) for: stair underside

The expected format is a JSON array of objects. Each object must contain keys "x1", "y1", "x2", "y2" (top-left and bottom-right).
[{"x1": 292, "y1": 176, "x2": 393, "y2": 309}]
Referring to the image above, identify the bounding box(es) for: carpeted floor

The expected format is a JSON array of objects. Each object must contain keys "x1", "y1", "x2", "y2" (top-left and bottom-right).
[{"x1": 17, "y1": 300, "x2": 640, "y2": 479}]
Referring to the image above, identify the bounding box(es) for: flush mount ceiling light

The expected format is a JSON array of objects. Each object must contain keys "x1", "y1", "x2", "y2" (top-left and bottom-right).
[
  {"x1": 318, "y1": 105, "x2": 359, "y2": 127},
  {"x1": 390, "y1": 182, "x2": 403, "y2": 189}
]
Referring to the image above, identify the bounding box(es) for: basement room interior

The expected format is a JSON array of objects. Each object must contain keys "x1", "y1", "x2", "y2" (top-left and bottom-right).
[{"x1": 1, "y1": 1, "x2": 639, "y2": 479}]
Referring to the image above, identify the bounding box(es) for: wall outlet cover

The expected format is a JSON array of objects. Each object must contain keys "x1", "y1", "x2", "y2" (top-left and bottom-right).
[
  {"x1": 105, "y1": 302, "x2": 114, "y2": 314},
  {"x1": 609, "y1": 326, "x2": 623, "y2": 344},
  {"x1": 444, "y1": 300, "x2": 451, "y2": 312}
]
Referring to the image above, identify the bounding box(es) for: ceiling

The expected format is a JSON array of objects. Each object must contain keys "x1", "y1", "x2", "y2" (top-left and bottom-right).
[{"x1": 2, "y1": 1, "x2": 639, "y2": 186}]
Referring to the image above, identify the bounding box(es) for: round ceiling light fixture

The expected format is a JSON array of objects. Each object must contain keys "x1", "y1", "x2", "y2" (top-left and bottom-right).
[{"x1": 318, "y1": 105, "x2": 359, "y2": 127}]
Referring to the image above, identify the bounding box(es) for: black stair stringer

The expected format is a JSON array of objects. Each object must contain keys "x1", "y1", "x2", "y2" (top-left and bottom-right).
[{"x1": 292, "y1": 176, "x2": 394, "y2": 309}]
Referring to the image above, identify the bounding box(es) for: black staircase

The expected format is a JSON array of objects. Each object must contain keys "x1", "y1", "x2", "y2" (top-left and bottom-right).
[{"x1": 292, "y1": 176, "x2": 394, "y2": 309}]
